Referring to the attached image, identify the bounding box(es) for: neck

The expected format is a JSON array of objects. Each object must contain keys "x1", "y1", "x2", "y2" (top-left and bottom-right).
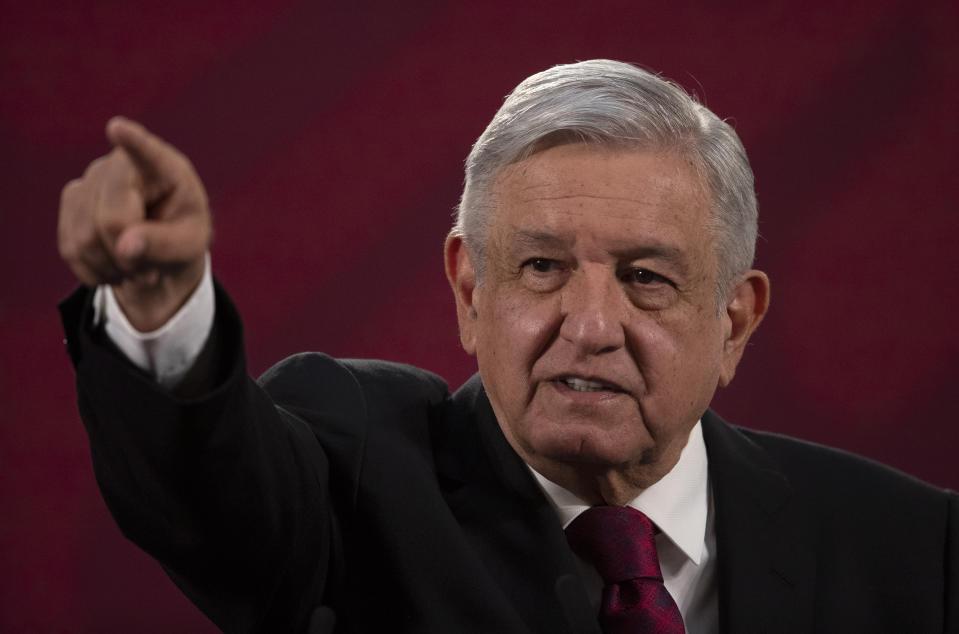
[{"x1": 528, "y1": 449, "x2": 683, "y2": 507}]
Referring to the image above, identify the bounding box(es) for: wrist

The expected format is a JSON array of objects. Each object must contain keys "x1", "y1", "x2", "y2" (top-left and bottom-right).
[{"x1": 113, "y1": 256, "x2": 206, "y2": 332}]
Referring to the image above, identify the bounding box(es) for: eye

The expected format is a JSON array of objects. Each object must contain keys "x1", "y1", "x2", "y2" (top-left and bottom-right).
[
  {"x1": 523, "y1": 257, "x2": 562, "y2": 274},
  {"x1": 622, "y1": 267, "x2": 673, "y2": 287},
  {"x1": 519, "y1": 257, "x2": 568, "y2": 292}
]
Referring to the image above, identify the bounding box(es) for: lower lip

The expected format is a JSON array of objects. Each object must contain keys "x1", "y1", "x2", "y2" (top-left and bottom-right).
[{"x1": 550, "y1": 380, "x2": 624, "y2": 404}]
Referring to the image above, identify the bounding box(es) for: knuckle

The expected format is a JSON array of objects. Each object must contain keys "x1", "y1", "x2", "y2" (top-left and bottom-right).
[
  {"x1": 60, "y1": 179, "x2": 82, "y2": 205},
  {"x1": 109, "y1": 146, "x2": 134, "y2": 169},
  {"x1": 82, "y1": 155, "x2": 108, "y2": 178}
]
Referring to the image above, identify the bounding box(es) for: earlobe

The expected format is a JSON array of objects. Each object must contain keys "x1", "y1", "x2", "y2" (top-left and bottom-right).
[
  {"x1": 444, "y1": 233, "x2": 480, "y2": 355},
  {"x1": 718, "y1": 270, "x2": 770, "y2": 387}
]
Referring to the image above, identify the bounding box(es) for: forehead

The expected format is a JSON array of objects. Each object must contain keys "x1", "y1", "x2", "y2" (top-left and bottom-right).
[{"x1": 488, "y1": 144, "x2": 712, "y2": 248}]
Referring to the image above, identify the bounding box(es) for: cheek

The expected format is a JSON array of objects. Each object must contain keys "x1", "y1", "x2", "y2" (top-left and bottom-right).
[
  {"x1": 674, "y1": 323, "x2": 726, "y2": 409},
  {"x1": 484, "y1": 292, "x2": 561, "y2": 358},
  {"x1": 475, "y1": 292, "x2": 563, "y2": 420},
  {"x1": 625, "y1": 314, "x2": 679, "y2": 376},
  {"x1": 629, "y1": 311, "x2": 725, "y2": 393}
]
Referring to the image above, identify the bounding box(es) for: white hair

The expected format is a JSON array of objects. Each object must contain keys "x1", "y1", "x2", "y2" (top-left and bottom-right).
[{"x1": 452, "y1": 59, "x2": 757, "y2": 300}]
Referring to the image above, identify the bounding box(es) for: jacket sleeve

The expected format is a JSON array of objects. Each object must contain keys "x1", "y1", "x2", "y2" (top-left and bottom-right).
[{"x1": 60, "y1": 281, "x2": 356, "y2": 633}]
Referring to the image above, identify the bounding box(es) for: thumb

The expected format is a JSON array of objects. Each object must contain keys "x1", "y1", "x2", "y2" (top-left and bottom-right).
[
  {"x1": 114, "y1": 227, "x2": 147, "y2": 263},
  {"x1": 114, "y1": 216, "x2": 208, "y2": 271}
]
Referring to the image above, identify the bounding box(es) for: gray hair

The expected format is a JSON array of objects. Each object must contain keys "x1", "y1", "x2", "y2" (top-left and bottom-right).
[{"x1": 452, "y1": 59, "x2": 757, "y2": 301}]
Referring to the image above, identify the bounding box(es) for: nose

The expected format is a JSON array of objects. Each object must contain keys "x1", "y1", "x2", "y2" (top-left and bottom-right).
[{"x1": 559, "y1": 267, "x2": 626, "y2": 356}]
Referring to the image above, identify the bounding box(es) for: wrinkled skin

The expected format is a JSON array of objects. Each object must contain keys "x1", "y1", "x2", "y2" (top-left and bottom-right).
[{"x1": 446, "y1": 144, "x2": 769, "y2": 505}]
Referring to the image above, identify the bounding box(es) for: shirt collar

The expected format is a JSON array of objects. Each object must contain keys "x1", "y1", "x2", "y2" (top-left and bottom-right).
[{"x1": 531, "y1": 420, "x2": 709, "y2": 565}]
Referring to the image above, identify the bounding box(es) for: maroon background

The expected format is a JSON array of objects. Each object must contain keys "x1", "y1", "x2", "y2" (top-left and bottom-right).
[{"x1": 2, "y1": 2, "x2": 957, "y2": 631}]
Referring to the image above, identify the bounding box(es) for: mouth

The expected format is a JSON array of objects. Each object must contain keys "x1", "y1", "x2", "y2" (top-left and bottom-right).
[{"x1": 554, "y1": 375, "x2": 624, "y2": 393}]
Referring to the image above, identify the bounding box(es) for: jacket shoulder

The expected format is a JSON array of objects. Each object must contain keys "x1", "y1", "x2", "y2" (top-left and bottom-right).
[
  {"x1": 258, "y1": 353, "x2": 448, "y2": 413},
  {"x1": 704, "y1": 412, "x2": 957, "y2": 630},
  {"x1": 716, "y1": 416, "x2": 955, "y2": 552},
  {"x1": 736, "y1": 424, "x2": 949, "y2": 506}
]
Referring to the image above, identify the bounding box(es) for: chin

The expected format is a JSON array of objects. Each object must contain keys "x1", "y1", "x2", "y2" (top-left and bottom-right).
[{"x1": 527, "y1": 425, "x2": 649, "y2": 468}]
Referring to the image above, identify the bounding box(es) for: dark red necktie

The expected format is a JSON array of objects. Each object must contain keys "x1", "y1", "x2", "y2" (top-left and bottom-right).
[{"x1": 565, "y1": 506, "x2": 685, "y2": 633}]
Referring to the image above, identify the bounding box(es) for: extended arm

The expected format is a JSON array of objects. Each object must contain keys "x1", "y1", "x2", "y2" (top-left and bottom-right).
[{"x1": 58, "y1": 120, "x2": 345, "y2": 632}]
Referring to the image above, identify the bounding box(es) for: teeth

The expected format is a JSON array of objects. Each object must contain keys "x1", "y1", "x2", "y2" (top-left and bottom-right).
[{"x1": 563, "y1": 377, "x2": 609, "y2": 392}]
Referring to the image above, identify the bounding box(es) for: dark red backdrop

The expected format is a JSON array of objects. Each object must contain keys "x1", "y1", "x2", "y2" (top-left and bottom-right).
[{"x1": 2, "y1": 1, "x2": 957, "y2": 631}]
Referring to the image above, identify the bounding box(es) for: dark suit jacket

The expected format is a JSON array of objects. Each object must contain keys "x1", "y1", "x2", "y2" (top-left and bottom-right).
[{"x1": 61, "y1": 285, "x2": 959, "y2": 633}]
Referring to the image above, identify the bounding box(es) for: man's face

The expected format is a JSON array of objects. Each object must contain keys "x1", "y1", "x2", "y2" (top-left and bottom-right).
[{"x1": 447, "y1": 144, "x2": 763, "y2": 501}]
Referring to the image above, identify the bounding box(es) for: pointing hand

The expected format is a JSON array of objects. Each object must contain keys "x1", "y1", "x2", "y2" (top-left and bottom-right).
[{"x1": 58, "y1": 117, "x2": 212, "y2": 331}]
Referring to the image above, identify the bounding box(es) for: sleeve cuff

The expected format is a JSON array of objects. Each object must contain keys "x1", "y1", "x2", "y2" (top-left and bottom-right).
[{"x1": 93, "y1": 253, "x2": 215, "y2": 389}]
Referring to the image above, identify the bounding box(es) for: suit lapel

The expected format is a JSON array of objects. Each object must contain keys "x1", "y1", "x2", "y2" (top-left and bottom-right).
[
  {"x1": 437, "y1": 380, "x2": 820, "y2": 633},
  {"x1": 435, "y1": 375, "x2": 601, "y2": 634},
  {"x1": 702, "y1": 411, "x2": 817, "y2": 633}
]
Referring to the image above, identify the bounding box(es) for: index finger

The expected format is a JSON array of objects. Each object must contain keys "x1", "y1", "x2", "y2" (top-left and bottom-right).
[{"x1": 104, "y1": 116, "x2": 182, "y2": 197}]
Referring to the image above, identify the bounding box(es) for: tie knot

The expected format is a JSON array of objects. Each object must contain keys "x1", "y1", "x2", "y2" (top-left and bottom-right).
[{"x1": 565, "y1": 505, "x2": 663, "y2": 585}]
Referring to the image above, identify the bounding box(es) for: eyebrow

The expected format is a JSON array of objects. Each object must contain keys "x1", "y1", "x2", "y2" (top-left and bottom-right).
[
  {"x1": 511, "y1": 230, "x2": 571, "y2": 251},
  {"x1": 509, "y1": 229, "x2": 690, "y2": 274},
  {"x1": 613, "y1": 243, "x2": 689, "y2": 274}
]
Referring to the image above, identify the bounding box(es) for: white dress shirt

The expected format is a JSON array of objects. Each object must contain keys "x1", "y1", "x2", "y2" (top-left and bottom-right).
[
  {"x1": 93, "y1": 254, "x2": 215, "y2": 389},
  {"x1": 532, "y1": 423, "x2": 717, "y2": 633},
  {"x1": 96, "y1": 257, "x2": 718, "y2": 632}
]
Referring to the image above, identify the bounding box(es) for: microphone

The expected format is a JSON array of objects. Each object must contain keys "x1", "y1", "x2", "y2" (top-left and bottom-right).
[{"x1": 307, "y1": 605, "x2": 336, "y2": 634}]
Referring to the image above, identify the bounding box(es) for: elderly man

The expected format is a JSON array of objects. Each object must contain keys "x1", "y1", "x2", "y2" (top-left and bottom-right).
[{"x1": 59, "y1": 60, "x2": 956, "y2": 633}]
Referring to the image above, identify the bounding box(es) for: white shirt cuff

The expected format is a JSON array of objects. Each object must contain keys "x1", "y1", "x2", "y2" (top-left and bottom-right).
[{"x1": 92, "y1": 253, "x2": 215, "y2": 389}]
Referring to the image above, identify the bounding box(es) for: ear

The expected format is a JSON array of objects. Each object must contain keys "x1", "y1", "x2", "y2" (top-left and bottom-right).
[
  {"x1": 444, "y1": 233, "x2": 480, "y2": 355},
  {"x1": 718, "y1": 269, "x2": 770, "y2": 387}
]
